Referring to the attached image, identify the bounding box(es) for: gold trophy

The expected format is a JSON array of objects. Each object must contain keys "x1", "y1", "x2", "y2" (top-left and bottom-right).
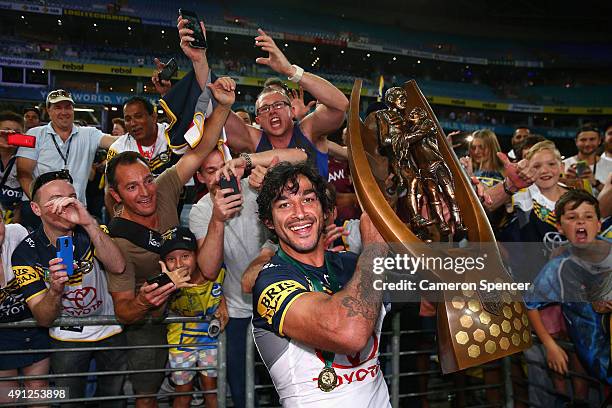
[{"x1": 347, "y1": 80, "x2": 531, "y2": 373}]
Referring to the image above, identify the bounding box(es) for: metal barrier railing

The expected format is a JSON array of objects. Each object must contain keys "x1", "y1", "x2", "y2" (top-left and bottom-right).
[
  {"x1": 1, "y1": 311, "x2": 607, "y2": 407},
  {"x1": 0, "y1": 316, "x2": 224, "y2": 407}
]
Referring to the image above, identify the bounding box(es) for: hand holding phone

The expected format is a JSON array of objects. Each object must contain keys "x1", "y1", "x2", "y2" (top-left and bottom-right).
[
  {"x1": 575, "y1": 160, "x2": 589, "y2": 178},
  {"x1": 56, "y1": 236, "x2": 74, "y2": 276},
  {"x1": 146, "y1": 272, "x2": 173, "y2": 287},
  {"x1": 179, "y1": 9, "x2": 207, "y2": 49},
  {"x1": 158, "y1": 58, "x2": 178, "y2": 82},
  {"x1": 219, "y1": 174, "x2": 240, "y2": 197}
]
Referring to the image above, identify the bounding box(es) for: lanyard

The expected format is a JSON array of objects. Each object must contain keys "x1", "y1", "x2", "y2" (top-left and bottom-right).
[
  {"x1": 137, "y1": 139, "x2": 156, "y2": 160},
  {"x1": 51, "y1": 134, "x2": 73, "y2": 169},
  {"x1": 276, "y1": 247, "x2": 339, "y2": 368}
]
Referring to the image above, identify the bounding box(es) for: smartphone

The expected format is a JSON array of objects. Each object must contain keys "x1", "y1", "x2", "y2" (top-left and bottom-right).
[
  {"x1": 575, "y1": 160, "x2": 589, "y2": 177},
  {"x1": 158, "y1": 58, "x2": 178, "y2": 82},
  {"x1": 7, "y1": 133, "x2": 36, "y2": 148},
  {"x1": 146, "y1": 272, "x2": 172, "y2": 287},
  {"x1": 219, "y1": 174, "x2": 240, "y2": 197},
  {"x1": 56, "y1": 236, "x2": 74, "y2": 276},
  {"x1": 178, "y1": 9, "x2": 207, "y2": 49}
]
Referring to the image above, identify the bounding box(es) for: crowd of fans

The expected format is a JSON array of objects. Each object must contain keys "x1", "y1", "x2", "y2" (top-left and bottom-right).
[{"x1": 0, "y1": 13, "x2": 611, "y2": 408}]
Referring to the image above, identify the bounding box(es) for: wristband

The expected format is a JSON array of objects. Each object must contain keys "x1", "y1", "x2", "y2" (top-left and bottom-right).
[
  {"x1": 288, "y1": 64, "x2": 304, "y2": 83},
  {"x1": 503, "y1": 178, "x2": 517, "y2": 196},
  {"x1": 240, "y1": 152, "x2": 253, "y2": 171}
]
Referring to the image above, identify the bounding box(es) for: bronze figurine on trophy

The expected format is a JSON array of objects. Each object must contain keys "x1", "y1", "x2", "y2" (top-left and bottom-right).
[{"x1": 375, "y1": 87, "x2": 466, "y2": 240}]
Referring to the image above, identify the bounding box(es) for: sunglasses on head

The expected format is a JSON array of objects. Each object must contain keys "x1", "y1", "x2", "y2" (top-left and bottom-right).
[
  {"x1": 48, "y1": 89, "x2": 72, "y2": 99},
  {"x1": 31, "y1": 170, "x2": 73, "y2": 199}
]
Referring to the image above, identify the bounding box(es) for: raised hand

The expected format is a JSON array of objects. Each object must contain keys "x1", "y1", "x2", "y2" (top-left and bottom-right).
[
  {"x1": 44, "y1": 197, "x2": 95, "y2": 227},
  {"x1": 324, "y1": 223, "x2": 349, "y2": 252},
  {"x1": 459, "y1": 156, "x2": 474, "y2": 178},
  {"x1": 162, "y1": 262, "x2": 195, "y2": 290},
  {"x1": 151, "y1": 58, "x2": 172, "y2": 96},
  {"x1": 248, "y1": 156, "x2": 279, "y2": 190},
  {"x1": 470, "y1": 176, "x2": 493, "y2": 206},
  {"x1": 207, "y1": 77, "x2": 236, "y2": 107},
  {"x1": 498, "y1": 152, "x2": 537, "y2": 191},
  {"x1": 254, "y1": 28, "x2": 293, "y2": 77},
  {"x1": 216, "y1": 157, "x2": 247, "y2": 182},
  {"x1": 360, "y1": 212, "x2": 385, "y2": 245},
  {"x1": 177, "y1": 15, "x2": 207, "y2": 63},
  {"x1": 290, "y1": 86, "x2": 316, "y2": 120}
]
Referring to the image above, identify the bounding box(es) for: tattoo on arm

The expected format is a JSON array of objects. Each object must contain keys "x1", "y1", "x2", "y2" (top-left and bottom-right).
[{"x1": 339, "y1": 250, "x2": 384, "y2": 321}]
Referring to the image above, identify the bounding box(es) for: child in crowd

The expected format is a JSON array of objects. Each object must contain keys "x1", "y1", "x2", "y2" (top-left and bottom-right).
[
  {"x1": 465, "y1": 129, "x2": 505, "y2": 186},
  {"x1": 161, "y1": 226, "x2": 227, "y2": 408},
  {"x1": 526, "y1": 190, "x2": 612, "y2": 404}
]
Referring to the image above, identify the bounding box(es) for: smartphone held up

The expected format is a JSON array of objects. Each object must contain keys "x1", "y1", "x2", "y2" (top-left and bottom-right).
[
  {"x1": 158, "y1": 58, "x2": 178, "y2": 82},
  {"x1": 179, "y1": 9, "x2": 207, "y2": 49},
  {"x1": 0, "y1": 130, "x2": 36, "y2": 148},
  {"x1": 56, "y1": 236, "x2": 74, "y2": 276}
]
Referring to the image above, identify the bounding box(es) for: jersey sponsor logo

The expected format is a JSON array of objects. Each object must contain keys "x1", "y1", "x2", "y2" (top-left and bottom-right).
[
  {"x1": 0, "y1": 292, "x2": 26, "y2": 317},
  {"x1": 315, "y1": 334, "x2": 379, "y2": 369},
  {"x1": 257, "y1": 280, "x2": 305, "y2": 325},
  {"x1": 328, "y1": 168, "x2": 346, "y2": 182},
  {"x1": 311, "y1": 363, "x2": 381, "y2": 388},
  {"x1": 106, "y1": 148, "x2": 118, "y2": 161},
  {"x1": 62, "y1": 286, "x2": 103, "y2": 316},
  {"x1": 0, "y1": 187, "x2": 23, "y2": 198},
  {"x1": 13, "y1": 266, "x2": 41, "y2": 287},
  {"x1": 25, "y1": 237, "x2": 36, "y2": 248}
]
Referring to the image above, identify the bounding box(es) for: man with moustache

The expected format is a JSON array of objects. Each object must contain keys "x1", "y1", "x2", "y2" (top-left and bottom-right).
[
  {"x1": 16, "y1": 90, "x2": 117, "y2": 205},
  {"x1": 106, "y1": 97, "x2": 174, "y2": 176}
]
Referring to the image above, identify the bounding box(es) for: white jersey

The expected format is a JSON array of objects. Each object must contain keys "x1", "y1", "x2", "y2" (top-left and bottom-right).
[
  {"x1": 106, "y1": 122, "x2": 175, "y2": 176},
  {"x1": 252, "y1": 251, "x2": 391, "y2": 407}
]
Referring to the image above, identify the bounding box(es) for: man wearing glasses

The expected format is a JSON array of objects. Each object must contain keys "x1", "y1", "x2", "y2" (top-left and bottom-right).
[
  {"x1": 16, "y1": 89, "x2": 118, "y2": 228},
  {"x1": 10, "y1": 169, "x2": 128, "y2": 406},
  {"x1": 179, "y1": 23, "x2": 348, "y2": 180}
]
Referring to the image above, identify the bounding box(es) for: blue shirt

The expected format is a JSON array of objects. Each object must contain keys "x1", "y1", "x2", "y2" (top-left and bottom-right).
[
  {"x1": 18, "y1": 123, "x2": 104, "y2": 205},
  {"x1": 256, "y1": 125, "x2": 328, "y2": 180},
  {"x1": 525, "y1": 239, "x2": 612, "y2": 383}
]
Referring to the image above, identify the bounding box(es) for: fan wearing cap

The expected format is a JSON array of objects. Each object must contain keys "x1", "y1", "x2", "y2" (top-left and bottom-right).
[
  {"x1": 16, "y1": 89, "x2": 119, "y2": 228},
  {"x1": 10, "y1": 169, "x2": 128, "y2": 402},
  {"x1": 160, "y1": 226, "x2": 226, "y2": 408}
]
